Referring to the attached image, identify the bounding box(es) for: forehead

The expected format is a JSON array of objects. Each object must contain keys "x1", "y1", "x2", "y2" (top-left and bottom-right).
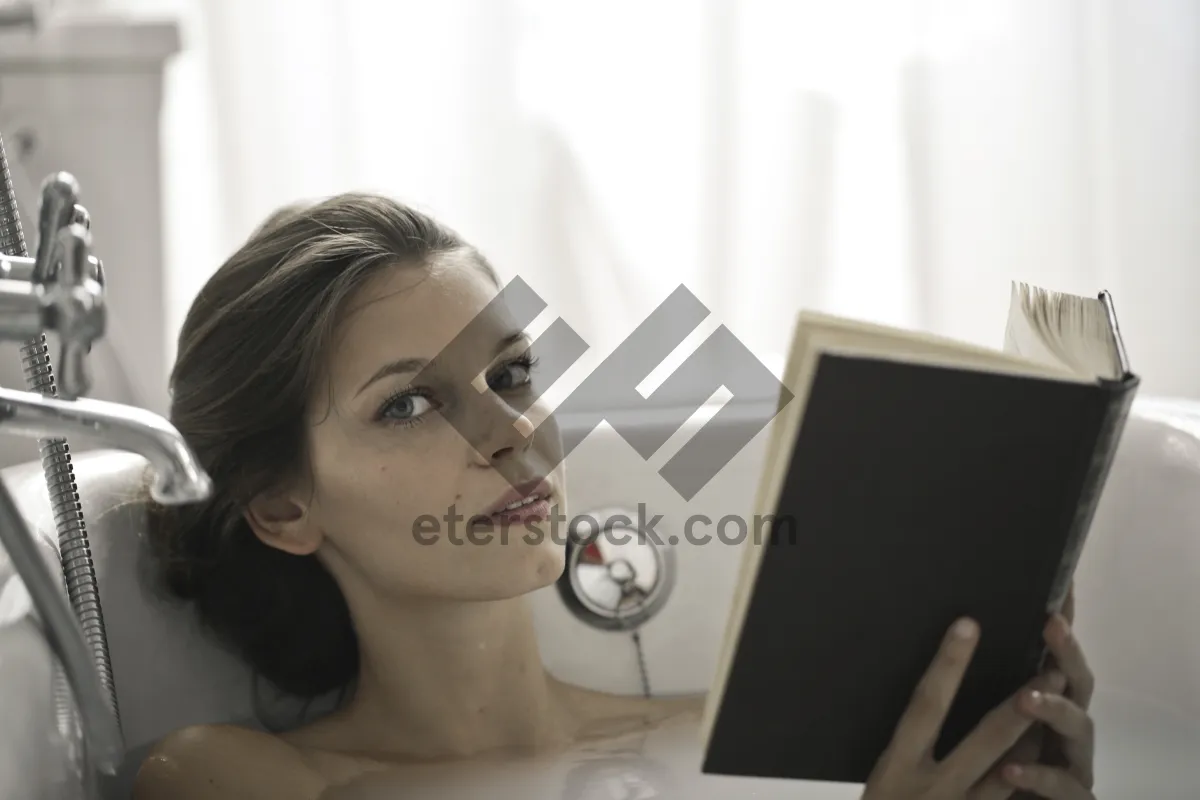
[{"x1": 328, "y1": 259, "x2": 514, "y2": 388}]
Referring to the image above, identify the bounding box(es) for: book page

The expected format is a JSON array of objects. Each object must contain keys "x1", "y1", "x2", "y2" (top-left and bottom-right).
[{"x1": 1004, "y1": 282, "x2": 1122, "y2": 381}]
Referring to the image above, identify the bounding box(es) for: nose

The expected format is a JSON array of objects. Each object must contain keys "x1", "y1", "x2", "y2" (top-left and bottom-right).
[{"x1": 470, "y1": 397, "x2": 536, "y2": 467}]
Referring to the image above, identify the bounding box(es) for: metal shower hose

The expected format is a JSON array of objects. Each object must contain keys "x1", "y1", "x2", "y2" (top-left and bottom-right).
[{"x1": 0, "y1": 131, "x2": 121, "y2": 734}]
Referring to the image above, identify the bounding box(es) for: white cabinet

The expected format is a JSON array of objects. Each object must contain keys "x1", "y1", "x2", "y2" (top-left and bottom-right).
[{"x1": 0, "y1": 15, "x2": 178, "y2": 468}]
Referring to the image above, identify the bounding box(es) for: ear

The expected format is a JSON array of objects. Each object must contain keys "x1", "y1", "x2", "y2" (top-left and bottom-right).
[{"x1": 243, "y1": 485, "x2": 322, "y2": 556}]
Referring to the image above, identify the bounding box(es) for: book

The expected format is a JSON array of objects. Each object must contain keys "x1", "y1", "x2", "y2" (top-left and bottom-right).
[{"x1": 699, "y1": 281, "x2": 1139, "y2": 784}]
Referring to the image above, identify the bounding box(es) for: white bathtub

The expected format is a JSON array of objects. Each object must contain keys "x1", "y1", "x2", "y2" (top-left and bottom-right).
[{"x1": 1, "y1": 394, "x2": 1198, "y2": 798}]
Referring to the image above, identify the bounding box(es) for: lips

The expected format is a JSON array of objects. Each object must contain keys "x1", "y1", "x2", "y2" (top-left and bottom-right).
[{"x1": 473, "y1": 477, "x2": 554, "y2": 526}]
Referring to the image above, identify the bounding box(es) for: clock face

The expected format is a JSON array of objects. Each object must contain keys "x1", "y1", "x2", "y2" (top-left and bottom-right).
[{"x1": 557, "y1": 510, "x2": 676, "y2": 632}]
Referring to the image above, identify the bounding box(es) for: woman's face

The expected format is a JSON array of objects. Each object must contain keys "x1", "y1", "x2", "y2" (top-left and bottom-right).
[{"x1": 291, "y1": 257, "x2": 568, "y2": 602}]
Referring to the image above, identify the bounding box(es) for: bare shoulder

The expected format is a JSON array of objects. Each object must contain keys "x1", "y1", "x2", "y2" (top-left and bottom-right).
[{"x1": 132, "y1": 723, "x2": 327, "y2": 800}]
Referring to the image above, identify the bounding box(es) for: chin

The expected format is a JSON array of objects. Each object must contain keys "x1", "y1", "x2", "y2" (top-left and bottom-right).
[
  {"x1": 464, "y1": 497, "x2": 569, "y2": 598},
  {"x1": 462, "y1": 546, "x2": 562, "y2": 602},
  {"x1": 508, "y1": 525, "x2": 567, "y2": 596},
  {"x1": 530, "y1": 536, "x2": 567, "y2": 587},
  {"x1": 532, "y1": 494, "x2": 569, "y2": 586}
]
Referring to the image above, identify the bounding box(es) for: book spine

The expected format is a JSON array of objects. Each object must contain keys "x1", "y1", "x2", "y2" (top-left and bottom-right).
[{"x1": 1044, "y1": 381, "x2": 1139, "y2": 615}]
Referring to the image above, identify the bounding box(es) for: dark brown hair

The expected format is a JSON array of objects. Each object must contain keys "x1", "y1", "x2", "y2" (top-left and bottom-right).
[{"x1": 144, "y1": 192, "x2": 498, "y2": 700}]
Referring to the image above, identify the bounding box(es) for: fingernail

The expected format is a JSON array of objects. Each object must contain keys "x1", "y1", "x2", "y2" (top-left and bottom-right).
[
  {"x1": 1027, "y1": 690, "x2": 1043, "y2": 707},
  {"x1": 953, "y1": 618, "x2": 978, "y2": 640},
  {"x1": 1005, "y1": 764, "x2": 1024, "y2": 782}
]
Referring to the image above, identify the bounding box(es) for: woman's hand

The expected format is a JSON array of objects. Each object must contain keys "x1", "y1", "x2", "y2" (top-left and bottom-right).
[
  {"x1": 862, "y1": 617, "x2": 1068, "y2": 800},
  {"x1": 999, "y1": 586, "x2": 1097, "y2": 799}
]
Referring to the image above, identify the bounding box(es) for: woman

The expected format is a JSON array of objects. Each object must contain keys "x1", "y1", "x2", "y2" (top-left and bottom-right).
[{"x1": 133, "y1": 193, "x2": 1098, "y2": 799}]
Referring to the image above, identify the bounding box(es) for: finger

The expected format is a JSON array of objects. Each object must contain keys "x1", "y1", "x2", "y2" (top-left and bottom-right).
[
  {"x1": 938, "y1": 670, "x2": 1068, "y2": 788},
  {"x1": 1045, "y1": 614, "x2": 1094, "y2": 708},
  {"x1": 968, "y1": 726, "x2": 1045, "y2": 800},
  {"x1": 1002, "y1": 763, "x2": 1094, "y2": 799},
  {"x1": 1019, "y1": 689, "x2": 1092, "y2": 745},
  {"x1": 1017, "y1": 691, "x2": 1094, "y2": 787},
  {"x1": 885, "y1": 617, "x2": 981, "y2": 765},
  {"x1": 971, "y1": 726, "x2": 1051, "y2": 800},
  {"x1": 969, "y1": 770, "x2": 1022, "y2": 800},
  {"x1": 1006, "y1": 724, "x2": 1046, "y2": 765},
  {"x1": 1061, "y1": 582, "x2": 1075, "y2": 626}
]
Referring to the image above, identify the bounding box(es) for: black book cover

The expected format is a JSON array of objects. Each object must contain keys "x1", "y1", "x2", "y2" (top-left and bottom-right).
[{"x1": 701, "y1": 352, "x2": 1139, "y2": 784}]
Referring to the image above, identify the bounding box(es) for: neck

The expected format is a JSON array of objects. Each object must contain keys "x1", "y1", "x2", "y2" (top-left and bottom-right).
[{"x1": 332, "y1": 589, "x2": 573, "y2": 760}]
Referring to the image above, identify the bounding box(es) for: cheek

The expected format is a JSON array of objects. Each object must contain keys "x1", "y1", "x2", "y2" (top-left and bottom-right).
[
  {"x1": 309, "y1": 419, "x2": 568, "y2": 599},
  {"x1": 309, "y1": 431, "x2": 466, "y2": 550}
]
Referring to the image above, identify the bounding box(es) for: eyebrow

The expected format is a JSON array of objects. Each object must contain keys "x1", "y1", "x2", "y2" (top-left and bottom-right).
[{"x1": 354, "y1": 330, "x2": 531, "y2": 397}]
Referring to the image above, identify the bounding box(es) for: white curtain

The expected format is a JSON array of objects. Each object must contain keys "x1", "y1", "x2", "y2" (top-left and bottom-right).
[{"x1": 116, "y1": 0, "x2": 1200, "y2": 398}]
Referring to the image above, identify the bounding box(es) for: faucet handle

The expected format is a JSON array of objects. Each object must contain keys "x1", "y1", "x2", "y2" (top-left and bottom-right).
[
  {"x1": 70, "y1": 203, "x2": 103, "y2": 288},
  {"x1": 33, "y1": 173, "x2": 80, "y2": 284},
  {"x1": 49, "y1": 222, "x2": 104, "y2": 400},
  {"x1": 63, "y1": 202, "x2": 103, "y2": 288},
  {"x1": 88, "y1": 255, "x2": 105, "y2": 289},
  {"x1": 71, "y1": 203, "x2": 90, "y2": 231}
]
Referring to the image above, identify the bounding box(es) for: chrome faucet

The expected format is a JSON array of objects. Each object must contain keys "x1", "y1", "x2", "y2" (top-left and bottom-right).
[
  {"x1": 0, "y1": 172, "x2": 209, "y2": 500},
  {"x1": 0, "y1": 173, "x2": 210, "y2": 502},
  {"x1": 0, "y1": 390, "x2": 213, "y2": 504},
  {"x1": 0, "y1": 172, "x2": 106, "y2": 401},
  {"x1": 0, "y1": 160, "x2": 212, "y2": 787}
]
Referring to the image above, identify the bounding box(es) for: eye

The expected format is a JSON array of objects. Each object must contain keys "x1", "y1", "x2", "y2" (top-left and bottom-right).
[
  {"x1": 379, "y1": 389, "x2": 437, "y2": 427},
  {"x1": 488, "y1": 354, "x2": 539, "y2": 392}
]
